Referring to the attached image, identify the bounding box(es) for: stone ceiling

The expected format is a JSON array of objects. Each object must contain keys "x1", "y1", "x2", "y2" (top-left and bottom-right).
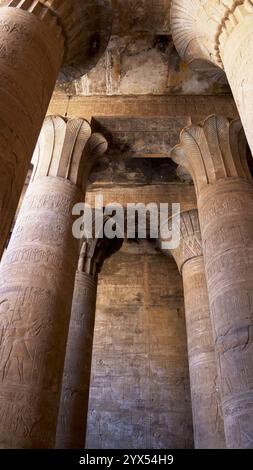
[
  {"x1": 0, "y1": 0, "x2": 229, "y2": 96},
  {"x1": 111, "y1": 0, "x2": 172, "y2": 35},
  {"x1": 56, "y1": 0, "x2": 229, "y2": 96}
]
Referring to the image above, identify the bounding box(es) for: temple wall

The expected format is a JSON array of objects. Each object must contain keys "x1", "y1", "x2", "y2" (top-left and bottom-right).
[{"x1": 86, "y1": 240, "x2": 194, "y2": 449}]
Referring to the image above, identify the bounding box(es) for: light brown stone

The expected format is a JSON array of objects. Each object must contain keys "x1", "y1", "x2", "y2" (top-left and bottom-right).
[
  {"x1": 86, "y1": 184, "x2": 197, "y2": 213},
  {"x1": 0, "y1": 2, "x2": 63, "y2": 258},
  {"x1": 56, "y1": 218, "x2": 123, "y2": 449},
  {"x1": 0, "y1": 116, "x2": 107, "y2": 448},
  {"x1": 48, "y1": 93, "x2": 239, "y2": 122},
  {"x1": 159, "y1": 209, "x2": 225, "y2": 449},
  {"x1": 86, "y1": 241, "x2": 194, "y2": 449},
  {"x1": 172, "y1": 115, "x2": 253, "y2": 449},
  {"x1": 0, "y1": 0, "x2": 112, "y2": 258},
  {"x1": 170, "y1": 0, "x2": 253, "y2": 155}
]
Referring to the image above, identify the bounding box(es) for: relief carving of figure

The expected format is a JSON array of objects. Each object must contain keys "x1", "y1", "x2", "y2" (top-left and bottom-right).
[{"x1": 0, "y1": 300, "x2": 42, "y2": 384}]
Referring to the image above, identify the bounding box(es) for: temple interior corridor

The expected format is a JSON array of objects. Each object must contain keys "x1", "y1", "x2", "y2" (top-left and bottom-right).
[{"x1": 0, "y1": 0, "x2": 253, "y2": 450}]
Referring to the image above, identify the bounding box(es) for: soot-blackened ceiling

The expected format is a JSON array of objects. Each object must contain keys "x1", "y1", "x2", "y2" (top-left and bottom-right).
[{"x1": 57, "y1": 0, "x2": 229, "y2": 96}]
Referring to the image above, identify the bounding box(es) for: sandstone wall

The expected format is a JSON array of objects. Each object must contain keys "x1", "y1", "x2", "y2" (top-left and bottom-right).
[{"x1": 86, "y1": 240, "x2": 194, "y2": 449}]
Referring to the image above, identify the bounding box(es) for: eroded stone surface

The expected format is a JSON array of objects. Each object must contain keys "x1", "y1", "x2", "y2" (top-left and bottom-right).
[
  {"x1": 171, "y1": 115, "x2": 253, "y2": 449},
  {"x1": 54, "y1": 0, "x2": 230, "y2": 96},
  {"x1": 0, "y1": 0, "x2": 112, "y2": 258},
  {"x1": 171, "y1": 0, "x2": 253, "y2": 154},
  {"x1": 160, "y1": 209, "x2": 225, "y2": 449},
  {"x1": 71, "y1": 34, "x2": 228, "y2": 96},
  {"x1": 4, "y1": 0, "x2": 113, "y2": 81},
  {"x1": 86, "y1": 240, "x2": 194, "y2": 449},
  {"x1": 0, "y1": 117, "x2": 107, "y2": 448},
  {"x1": 0, "y1": 3, "x2": 64, "y2": 258},
  {"x1": 48, "y1": 94, "x2": 238, "y2": 123},
  {"x1": 56, "y1": 218, "x2": 123, "y2": 449}
]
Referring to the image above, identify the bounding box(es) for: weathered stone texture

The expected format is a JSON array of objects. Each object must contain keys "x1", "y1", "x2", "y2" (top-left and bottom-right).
[
  {"x1": 91, "y1": 116, "x2": 191, "y2": 159},
  {"x1": 56, "y1": 272, "x2": 98, "y2": 449},
  {"x1": 161, "y1": 209, "x2": 225, "y2": 448},
  {"x1": 171, "y1": 0, "x2": 253, "y2": 154},
  {"x1": 86, "y1": 185, "x2": 196, "y2": 214},
  {"x1": 56, "y1": 221, "x2": 123, "y2": 449},
  {"x1": 86, "y1": 241, "x2": 193, "y2": 449},
  {"x1": 172, "y1": 115, "x2": 253, "y2": 449},
  {"x1": 199, "y1": 178, "x2": 253, "y2": 449},
  {"x1": 183, "y1": 257, "x2": 225, "y2": 448},
  {"x1": 48, "y1": 94, "x2": 238, "y2": 122},
  {"x1": 0, "y1": 177, "x2": 81, "y2": 449},
  {"x1": 111, "y1": 0, "x2": 172, "y2": 36},
  {"x1": 55, "y1": 1, "x2": 229, "y2": 95},
  {"x1": 219, "y1": 1, "x2": 253, "y2": 155},
  {"x1": 72, "y1": 35, "x2": 229, "y2": 96},
  {"x1": 0, "y1": 4, "x2": 64, "y2": 257},
  {"x1": 0, "y1": 0, "x2": 112, "y2": 258},
  {"x1": 0, "y1": 117, "x2": 107, "y2": 448}
]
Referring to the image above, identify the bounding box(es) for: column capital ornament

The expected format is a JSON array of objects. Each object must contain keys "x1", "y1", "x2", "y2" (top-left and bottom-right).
[
  {"x1": 77, "y1": 216, "x2": 123, "y2": 279},
  {"x1": 3, "y1": 0, "x2": 112, "y2": 80},
  {"x1": 171, "y1": 115, "x2": 251, "y2": 196},
  {"x1": 159, "y1": 209, "x2": 202, "y2": 272},
  {"x1": 171, "y1": 0, "x2": 253, "y2": 69},
  {"x1": 32, "y1": 115, "x2": 108, "y2": 192}
]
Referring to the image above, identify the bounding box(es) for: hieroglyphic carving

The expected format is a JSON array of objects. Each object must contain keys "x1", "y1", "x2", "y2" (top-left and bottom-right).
[
  {"x1": 0, "y1": 116, "x2": 108, "y2": 448},
  {"x1": 85, "y1": 241, "x2": 193, "y2": 449},
  {"x1": 202, "y1": 182, "x2": 253, "y2": 448},
  {"x1": 56, "y1": 218, "x2": 123, "y2": 449},
  {"x1": 91, "y1": 116, "x2": 191, "y2": 158},
  {"x1": 183, "y1": 257, "x2": 225, "y2": 449},
  {"x1": 159, "y1": 209, "x2": 225, "y2": 449},
  {"x1": 0, "y1": 0, "x2": 112, "y2": 258},
  {"x1": 0, "y1": 180, "x2": 80, "y2": 449},
  {"x1": 5, "y1": 0, "x2": 113, "y2": 80},
  {"x1": 218, "y1": 1, "x2": 253, "y2": 156},
  {"x1": 0, "y1": 4, "x2": 64, "y2": 258},
  {"x1": 161, "y1": 209, "x2": 202, "y2": 273},
  {"x1": 171, "y1": 116, "x2": 253, "y2": 448},
  {"x1": 55, "y1": 271, "x2": 97, "y2": 450},
  {"x1": 170, "y1": 0, "x2": 253, "y2": 154}
]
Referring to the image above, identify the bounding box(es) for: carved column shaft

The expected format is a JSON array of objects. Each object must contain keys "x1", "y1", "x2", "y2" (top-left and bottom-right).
[
  {"x1": 56, "y1": 272, "x2": 97, "y2": 449},
  {"x1": 0, "y1": 116, "x2": 107, "y2": 448},
  {"x1": 172, "y1": 115, "x2": 253, "y2": 448},
  {"x1": 0, "y1": 4, "x2": 64, "y2": 257},
  {"x1": 198, "y1": 178, "x2": 253, "y2": 448},
  {"x1": 171, "y1": 0, "x2": 253, "y2": 155},
  {"x1": 218, "y1": 1, "x2": 253, "y2": 156},
  {"x1": 0, "y1": 178, "x2": 81, "y2": 449},
  {"x1": 183, "y1": 257, "x2": 225, "y2": 448},
  {"x1": 164, "y1": 209, "x2": 225, "y2": 449},
  {"x1": 0, "y1": 0, "x2": 112, "y2": 257},
  {"x1": 56, "y1": 220, "x2": 123, "y2": 449}
]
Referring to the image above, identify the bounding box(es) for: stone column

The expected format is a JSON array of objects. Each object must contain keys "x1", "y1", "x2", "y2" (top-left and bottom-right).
[
  {"x1": 170, "y1": 0, "x2": 253, "y2": 155},
  {"x1": 56, "y1": 220, "x2": 123, "y2": 449},
  {"x1": 0, "y1": 116, "x2": 108, "y2": 448},
  {"x1": 171, "y1": 115, "x2": 253, "y2": 449},
  {"x1": 160, "y1": 209, "x2": 225, "y2": 449},
  {"x1": 0, "y1": 0, "x2": 112, "y2": 257}
]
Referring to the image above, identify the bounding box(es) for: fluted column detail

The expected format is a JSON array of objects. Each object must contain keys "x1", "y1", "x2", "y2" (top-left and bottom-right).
[
  {"x1": 0, "y1": 0, "x2": 112, "y2": 258},
  {"x1": 160, "y1": 209, "x2": 225, "y2": 449},
  {"x1": 170, "y1": 0, "x2": 253, "y2": 155},
  {"x1": 0, "y1": 116, "x2": 108, "y2": 448},
  {"x1": 171, "y1": 115, "x2": 253, "y2": 449},
  {"x1": 56, "y1": 219, "x2": 123, "y2": 449}
]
